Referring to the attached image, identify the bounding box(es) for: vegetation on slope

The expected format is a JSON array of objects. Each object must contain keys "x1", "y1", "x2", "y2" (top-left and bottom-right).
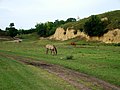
[{"x1": 61, "y1": 10, "x2": 120, "y2": 36}]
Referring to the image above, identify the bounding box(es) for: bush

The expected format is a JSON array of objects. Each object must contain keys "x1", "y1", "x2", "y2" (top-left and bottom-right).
[
  {"x1": 6, "y1": 27, "x2": 18, "y2": 38},
  {"x1": 66, "y1": 55, "x2": 74, "y2": 60},
  {"x1": 0, "y1": 29, "x2": 7, "y2": 36},
  {"x1": 84, "y1": 15, "x2": 107, "y2": 36},
  {"x1": 113, "y1": 43, "x2": 120, "y2": 46}
]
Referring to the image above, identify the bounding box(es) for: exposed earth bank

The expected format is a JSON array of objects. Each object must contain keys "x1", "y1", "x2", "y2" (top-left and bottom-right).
[{"x1": 50, "y1": 28, "x2": 120, "y2": 43}]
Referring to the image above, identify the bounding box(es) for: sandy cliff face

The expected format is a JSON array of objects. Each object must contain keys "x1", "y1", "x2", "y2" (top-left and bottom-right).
[
  {"x1": 50, "y1": 27, "x2": 88, "y2": 41},
  {"x1": 87, "y1": 29, "x2": 120, "y2": 43},
  {"x1": 50, "y1": 27, "x2": 120, "y2": 43},
  {"x1": 101, "y1": 29, "x2": 120, "y2": 43}
]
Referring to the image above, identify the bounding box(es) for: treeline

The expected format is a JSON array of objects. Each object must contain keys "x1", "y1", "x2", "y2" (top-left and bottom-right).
[
  {"x1": 1, "y1": 10, "x2": 119, "y2": 38},
  {"x1": 0, "y1": 18, "x2": 76, "y2": 38},
  {"x1": 35, "y1": 18, "x2": 76, "y2": 37},
  {"x1": 18, "y1": 28, "x2": 36, "y2": 34},
  {"x1": 0, "y1": 29, "x2": 7, "y2": 36},
  {"x1": 0, "y1": 15, "x2": 112, "y2": 38}
]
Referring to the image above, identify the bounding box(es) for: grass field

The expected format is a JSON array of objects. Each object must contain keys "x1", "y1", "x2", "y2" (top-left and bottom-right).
[
  {"x1": 0, "y1": 34, "x2": 120, "y2": 89},
  {"x1": 0, "y1": 52, "x2": 77, "y2": 90}
]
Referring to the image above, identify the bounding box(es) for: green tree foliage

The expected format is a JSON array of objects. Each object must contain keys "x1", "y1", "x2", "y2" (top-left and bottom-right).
[
  {"x1": 35, "y1": 20, "x2": 65, "y2": 37},
  {"x1": 9, "y1": 23, "x2": 14, "y2": 28},
  {"x1": 18, "y1": 28, "x2": 36, "y2": 35},
  {"x1": 35, "y1": 23, "x2": 47, "y2": 37},
  {"x1": 54, "y1": 20, "x2": 65, "y2": 26},
  {"x1": 66, "y1": 18, "x2": 76, "y2": 23},
  {"x1": 6, "y1": 23, "x2": 18, "y2": 38},
  {"x1": 84, "y1": 15, "x2": 106, "y2": 36},
  {"x1": 34, "y1": 18, "x2": 76, "y2": 37},
  {"x1": 0, "y1": 29, "x2": 6, "y2": 36},
  {"x1": 61, "y1": 18, "x2": 86, "y2": 31}
]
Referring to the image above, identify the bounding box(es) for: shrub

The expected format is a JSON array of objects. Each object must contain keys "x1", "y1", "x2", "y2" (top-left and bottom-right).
[
  {"x1": 84, "y1": 15, "x2": 107, "y2": 36},
  {"x1": 113, "y1": 43, "x2": 120, "y2": 46},
  {"x1": 66, "y1": 55, "x2": 74, "y2": 60}
]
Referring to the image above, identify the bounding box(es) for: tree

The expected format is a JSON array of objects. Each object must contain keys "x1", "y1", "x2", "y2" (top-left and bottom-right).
[
  {"x1": 6, "y1": 23, "x2": 18, "y2": 38},
  {"x1": 84, "y1": 15, "x2": 106, "y2": 36},
  {"x1": 18, "y1": 28, "x2": 36, "y2": 35},
  {"x1": 35, "y1": 19, "x2": 65, "y2": 37},
  {"x1": 9, "y1": 23, "x2": 14, "y2": 28},
  {"x1": 35, "y1": 23, "x2": 46, "y2": 37},
  {"x1": 0, "y1": 29, "x2": 6, "y2": 36},
  {"x1": 66, "y1": 18, "x2": 76, "y2": 23}
]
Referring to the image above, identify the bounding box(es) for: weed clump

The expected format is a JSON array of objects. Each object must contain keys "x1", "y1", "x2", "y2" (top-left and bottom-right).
[
  {"x1": 66, "y1": 55, "x2": 74, "y2": 60},
  {"x1": 113, "y1": 43, "x2": 120, "y2": 46}
]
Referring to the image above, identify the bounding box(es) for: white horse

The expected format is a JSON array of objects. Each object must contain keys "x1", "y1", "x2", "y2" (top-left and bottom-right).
[{"x1": 45, "y1": 44, "x2": 57, "y2": 55}]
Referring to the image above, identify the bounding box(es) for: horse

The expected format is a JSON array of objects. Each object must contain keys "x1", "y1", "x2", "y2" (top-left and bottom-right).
[{"x1": 45, "y1": 44, "x2": 57, "y2": 55}]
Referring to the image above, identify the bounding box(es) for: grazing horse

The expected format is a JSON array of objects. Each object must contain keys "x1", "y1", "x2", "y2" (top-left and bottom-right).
[{"x1": 45, "y1": 44, "x2": 57, "y2": 55}]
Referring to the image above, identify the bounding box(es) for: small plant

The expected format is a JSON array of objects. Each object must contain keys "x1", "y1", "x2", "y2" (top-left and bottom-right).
[
  {"x1": 113, "y1": 43, "x2": 120, "y2": 46},
  {"x1": 66, "y1": 55, "x2": 74, "y2": 60}
]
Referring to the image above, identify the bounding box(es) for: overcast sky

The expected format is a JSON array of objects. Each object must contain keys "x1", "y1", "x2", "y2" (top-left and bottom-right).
[{"x1": 0, "y1": 0, "x2": 120, "y2": 30}]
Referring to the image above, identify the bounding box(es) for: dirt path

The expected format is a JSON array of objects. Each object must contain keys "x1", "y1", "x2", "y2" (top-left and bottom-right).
[{"x1": 0, "y1": 53, "x2": 120, "y2": 90}]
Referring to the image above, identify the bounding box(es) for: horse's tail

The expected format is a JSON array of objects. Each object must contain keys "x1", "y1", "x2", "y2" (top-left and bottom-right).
[{"x1": 53, "y1": 45, "x2": 57, "y2": 55}]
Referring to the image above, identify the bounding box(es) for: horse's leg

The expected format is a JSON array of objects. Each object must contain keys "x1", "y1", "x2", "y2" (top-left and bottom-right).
[
  {"x1": 55, "y1": 51, "x2": 57, "y2": 55},
  {"x1": 52, "y1": 49, "x2": 55, "y2": 55},
  {"x1": 53, "y1": 49, "x2": 56, "y2": 55},
  {"x1": 50, "y1": 49, "x2": 53, "y2": 55},
  {"x1": 46, "y1": 48, "x2": 49, "y2": 54},
  {"x1": 54, "y1": 47, "x2": 57, "y2": 55},
  {"x1": 52, "y1": 50, "x2": 55, "y2": 55},
  {"x1": 54, "y1": 51, "x2": 56, "y2": 55}
]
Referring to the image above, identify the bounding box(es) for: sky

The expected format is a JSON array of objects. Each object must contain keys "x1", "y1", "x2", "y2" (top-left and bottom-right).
[{"x1": 0, "y1": 0, "x2": 120, "y2": 30}]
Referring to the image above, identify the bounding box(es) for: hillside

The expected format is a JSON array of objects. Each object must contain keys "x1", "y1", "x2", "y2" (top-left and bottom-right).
[
  {"x1": 50, "y1": 10, "x2": 120, "y2": 43},
  {"x1": 61, "y1": 10, "x2": 120, "y2": 31}
]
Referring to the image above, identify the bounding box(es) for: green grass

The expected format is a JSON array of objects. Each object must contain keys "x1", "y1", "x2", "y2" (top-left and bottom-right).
[
  {"x1": 0, "y1": 36, "x2": 120, "y2": 87},
  {"x1": 0, "y1": 55, "x2": 77, "y2": 90}
]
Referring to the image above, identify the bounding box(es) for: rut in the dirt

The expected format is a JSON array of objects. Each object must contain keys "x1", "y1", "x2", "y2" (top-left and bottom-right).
[{"x1": 0, "y1": 53, "x2": 120, "y2": 90}]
